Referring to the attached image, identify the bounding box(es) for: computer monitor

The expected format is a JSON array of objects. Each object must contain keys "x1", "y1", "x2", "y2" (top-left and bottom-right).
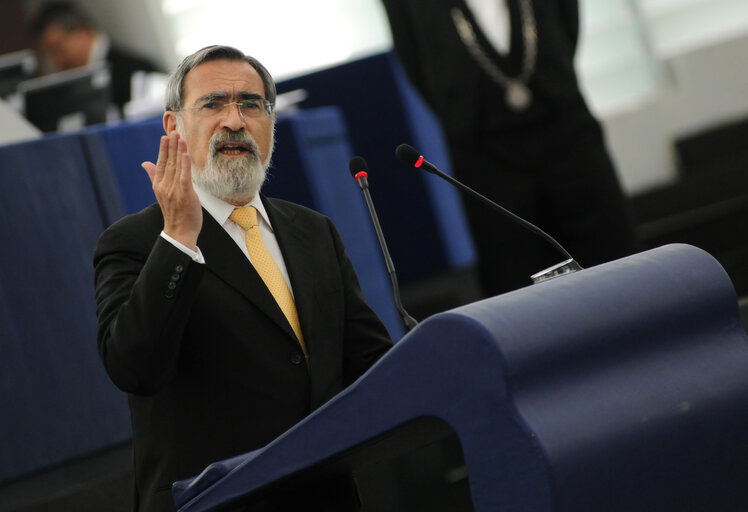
[
  {"x1": 0, "y1": 49, "x2": 37, "y2": 98},
  {"x1": 17, "y1": 63, "x2": 114, "y2": 133}
]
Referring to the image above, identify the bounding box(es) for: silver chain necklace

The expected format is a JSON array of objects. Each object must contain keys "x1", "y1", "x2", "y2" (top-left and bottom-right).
[{"x1": 451, "y1": 0, "x2": 537, "y2": 111}]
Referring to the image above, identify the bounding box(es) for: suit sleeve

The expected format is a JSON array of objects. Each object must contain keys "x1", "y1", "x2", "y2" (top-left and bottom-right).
[
  {"x1": 326, "y1": 218, "x2": 394, "y2": 385},
  {"x1": 93, "y1": 223, "x2": 204, "y2": 395}
]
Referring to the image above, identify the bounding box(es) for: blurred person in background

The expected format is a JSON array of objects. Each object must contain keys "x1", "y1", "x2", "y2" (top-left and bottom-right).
[
  {"x1": 29, "y1": 1, "x2": 161, "y2": 112},
  {"x1": 382, "y1": 0, "x2": 639, "y2": 296}
]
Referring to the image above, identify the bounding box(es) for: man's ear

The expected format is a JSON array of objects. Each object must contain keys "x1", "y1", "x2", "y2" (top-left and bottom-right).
[{"x1": 163, "y1": 110, "x2": 178, "y2": 134}]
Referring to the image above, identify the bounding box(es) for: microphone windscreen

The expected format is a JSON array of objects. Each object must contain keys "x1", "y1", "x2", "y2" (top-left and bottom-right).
[
  {"x1": 348, "y1": 156, "x2": 368, "y2": 178},
  {"x1": 395, "y1": 144, "x2": 421, "y2": 167}
]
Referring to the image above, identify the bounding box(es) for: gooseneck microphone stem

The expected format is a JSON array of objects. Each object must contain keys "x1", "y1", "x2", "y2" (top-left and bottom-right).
[
  {"x1": 349, "y1": 159, "x2": 418, "y2": 331},
  {"x1": 360, "y1": 179, "x2": 419, "y2": 331},
  {"x1": 396, "y1": 144, "x2": 577, "y2": 264}
]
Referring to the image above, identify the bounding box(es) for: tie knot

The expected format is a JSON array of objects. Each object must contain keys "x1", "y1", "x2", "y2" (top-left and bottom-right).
[{"x1": 230, "y1": 206, "x2": 258, "y2": 231}]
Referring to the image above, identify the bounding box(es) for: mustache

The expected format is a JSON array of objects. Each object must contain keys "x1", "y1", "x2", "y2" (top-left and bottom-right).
[{"x1": 209, "y1": 131, "x2": 260, "y2": 158}]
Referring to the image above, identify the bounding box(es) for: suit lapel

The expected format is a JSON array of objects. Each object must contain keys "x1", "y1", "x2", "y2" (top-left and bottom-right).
[
  {"x1": 262, "y1": 197, "x2": 318, "y2": 354},
  {"x1": 197, "y1": 207, "x2": 298, "y2": 343}
]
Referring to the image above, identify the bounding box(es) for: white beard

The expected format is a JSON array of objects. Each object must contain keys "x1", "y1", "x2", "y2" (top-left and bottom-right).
[{"x1": 177, "y1": 117, "x2": 274, "y2": 203}]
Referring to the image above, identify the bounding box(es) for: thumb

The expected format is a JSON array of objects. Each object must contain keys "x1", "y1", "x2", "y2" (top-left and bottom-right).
[{"x1": 141, "y1": 161, "x2": 157, "y2": 182}]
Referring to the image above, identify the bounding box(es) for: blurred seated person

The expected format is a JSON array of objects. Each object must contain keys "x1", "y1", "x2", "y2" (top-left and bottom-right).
[{"x1": 29, "y1": 1, "x2": 161, "y2": 112}]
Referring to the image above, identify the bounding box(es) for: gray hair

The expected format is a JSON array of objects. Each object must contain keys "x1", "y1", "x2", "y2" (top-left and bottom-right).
[{"x1": 164, "y1": 45, "x2": 276, "y2": 112}]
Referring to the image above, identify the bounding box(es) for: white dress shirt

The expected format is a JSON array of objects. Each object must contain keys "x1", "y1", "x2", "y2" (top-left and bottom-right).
[{"x1": 160, "y1": 184, "x2": 295, "y2": 296}]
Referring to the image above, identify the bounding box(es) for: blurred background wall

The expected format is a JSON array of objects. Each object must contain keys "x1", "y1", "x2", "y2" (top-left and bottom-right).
[{"x1": 6, "y1": 0, "x2": 748, "y2": 195}]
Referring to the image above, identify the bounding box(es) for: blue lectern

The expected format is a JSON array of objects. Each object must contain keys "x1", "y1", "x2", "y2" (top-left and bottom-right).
[{"x1": 173, "y1": 244, "x2": 748, "y2": 511}]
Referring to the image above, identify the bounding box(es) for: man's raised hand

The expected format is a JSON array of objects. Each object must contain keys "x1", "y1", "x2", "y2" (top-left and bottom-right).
[{"x1": 142, "y1": 132, "x2": 202, "y2": 251}]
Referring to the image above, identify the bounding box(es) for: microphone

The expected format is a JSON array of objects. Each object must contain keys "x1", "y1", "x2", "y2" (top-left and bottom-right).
[
  {"x1": 394, "y1": 144, "x2": 582, "y2": 284},
  {"x1": 349, "y1": 156, "x2": 418, "y2": 330}
]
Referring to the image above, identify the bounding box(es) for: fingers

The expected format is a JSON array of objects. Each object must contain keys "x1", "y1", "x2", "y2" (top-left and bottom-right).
[
  {"x1": 141, "y1": 132, "x2": 202, "y2": 248},
  {"x1": 179, "y1": 144, "x2": 192, "y2": 188},
  {"x1": 142, "y1": 134, "x2": 170, "y2": 184},
  {"x1": 155, "y1": 134, "x2": 170, "y2": 176},
  {"x1": 163, "y1": 133, "x2": 180, "y2": 183},
  {"x1": 145, "y1": 132, "x2": 198, "y2": 212},
  {"x1": 143, "y1": 133, "x2": 187, "y2": 188}
]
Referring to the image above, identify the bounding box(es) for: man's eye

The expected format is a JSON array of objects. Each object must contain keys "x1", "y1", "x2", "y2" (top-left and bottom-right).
[
  {"x1": 201, "y1": 101, "x2": 221, "y2": 110},
  {"x1": 240, "y1": 100, "x2": 261, "y2": 110}
]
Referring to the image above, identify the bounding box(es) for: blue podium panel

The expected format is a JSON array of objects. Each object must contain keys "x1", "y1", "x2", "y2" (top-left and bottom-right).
[
  {"x1": 277, "y1": 52, "x2": 476, "y2": 282},
  {"x1": 173, "y1": 244, "x2": 748, "y2": 511},
  {"x1": 0, "y1": 134, "x2": 131, "y2": 483},
  {"x1": 267, "y1": 107, "x2": 404, "y2": 339}
]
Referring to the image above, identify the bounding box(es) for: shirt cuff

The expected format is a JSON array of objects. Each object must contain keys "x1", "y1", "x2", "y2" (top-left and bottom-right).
[{"x1": 160, "y1": 231, "x2": 205, "y2": 264}]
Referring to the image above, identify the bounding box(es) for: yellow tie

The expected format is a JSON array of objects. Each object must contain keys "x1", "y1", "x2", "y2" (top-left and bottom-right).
[{"x1": 230, "y1": 206, "x2": 307, "y2": 357}]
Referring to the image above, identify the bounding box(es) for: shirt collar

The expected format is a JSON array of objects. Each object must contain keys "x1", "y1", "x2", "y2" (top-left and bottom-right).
[{"x1": 194, "y1": 184, "x2": 273, "y2": 231}]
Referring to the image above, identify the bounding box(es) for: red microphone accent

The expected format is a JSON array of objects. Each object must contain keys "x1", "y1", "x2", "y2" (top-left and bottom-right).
[
  {"x1": 415, "y1": 156, "x2": 424, "y2": 168},
  {"x1": 354, "y1": 171, "x2": 369, "y2": 181}
]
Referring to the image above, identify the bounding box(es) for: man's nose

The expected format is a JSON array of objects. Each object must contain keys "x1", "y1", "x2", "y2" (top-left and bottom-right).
[{"x1": 220, "y1": 102, "x2": 245, "y2": 130}]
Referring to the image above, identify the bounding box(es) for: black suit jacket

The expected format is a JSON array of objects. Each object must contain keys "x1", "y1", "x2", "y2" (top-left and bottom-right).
[{"x1": 93, "y1": 195, "x2": 392, "y2": 512}]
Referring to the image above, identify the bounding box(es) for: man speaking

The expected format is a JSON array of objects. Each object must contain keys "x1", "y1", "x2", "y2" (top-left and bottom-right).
[{"x1": 93, "y1": 45, "x2": 393, "y2": 511}]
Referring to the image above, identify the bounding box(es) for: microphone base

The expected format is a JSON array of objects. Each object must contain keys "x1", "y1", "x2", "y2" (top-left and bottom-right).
[{"x1": 531, "y1": 258, "x2": 583, "y2": 284}]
